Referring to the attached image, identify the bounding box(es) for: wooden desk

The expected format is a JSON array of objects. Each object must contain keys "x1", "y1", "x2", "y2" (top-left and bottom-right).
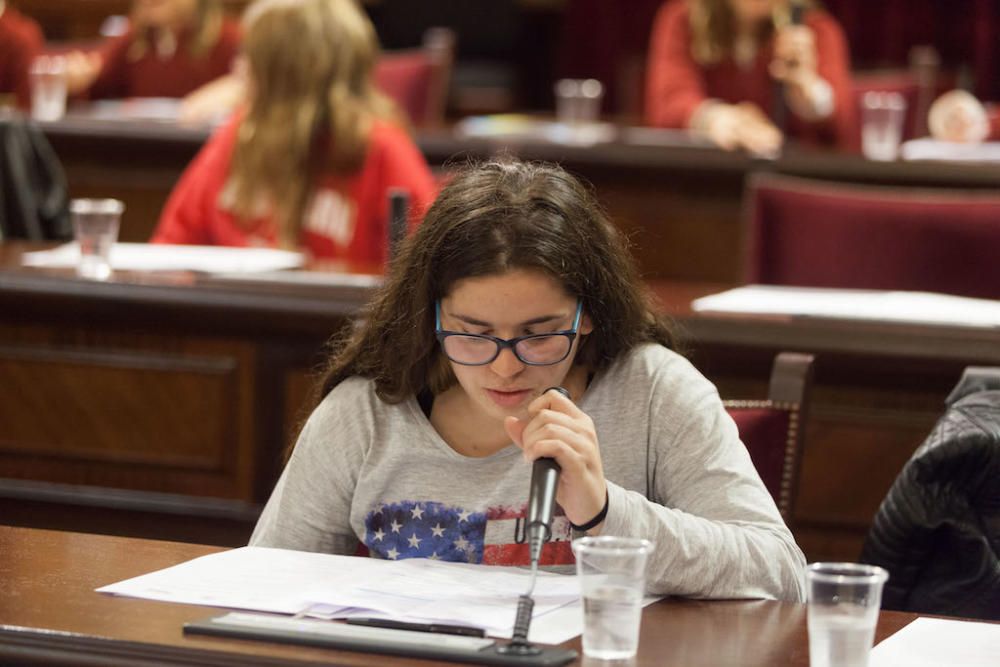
[
  {"x1": 4, "y1": 244, "x2": 1000, "y2": 561},
  {"x1": 40, "y1": 112, "x2": 1000, "y2": 283},
  {"x1": 0, "y1": 525, "x2": 920, "y2": 667},
  {"x1": 0, "y1": 242, "x2": 376, "y2": 545}
]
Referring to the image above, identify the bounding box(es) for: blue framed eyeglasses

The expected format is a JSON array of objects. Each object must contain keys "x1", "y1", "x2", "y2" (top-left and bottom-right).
[{"x1": 435, "y1": 300, "x2": 583, "y2": 366}]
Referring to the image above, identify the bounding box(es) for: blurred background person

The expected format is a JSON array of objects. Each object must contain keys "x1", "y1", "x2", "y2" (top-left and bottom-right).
[
  {"x1": 0, "y1": 0, "x2": 44, "y2": 110},
  {"x1": 63, "y1": 0, "x2": 240, "y2": 100},
  {"x1": 151, "y1": 0, "x2": 436, "y2": 265},
  {"x1": 645, "y1": 0, "x2": 856, "y2": 156},
  {"x1": 927, "y1": 89, "x2": 996, "y2": 144}
]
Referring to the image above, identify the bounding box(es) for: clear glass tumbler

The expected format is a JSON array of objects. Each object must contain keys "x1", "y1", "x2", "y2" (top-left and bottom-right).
[
  {"x1": 572, "y1": 535, "x2": 652, "y2": 661},
  {"x1": 71, "y1": 198, "x2": 125, "y2": 281}
]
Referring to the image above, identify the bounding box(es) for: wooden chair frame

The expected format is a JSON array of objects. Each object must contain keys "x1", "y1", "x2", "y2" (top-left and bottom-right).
[{"x1": 723, "y1": 352, "x2": 815, "y2": 522}]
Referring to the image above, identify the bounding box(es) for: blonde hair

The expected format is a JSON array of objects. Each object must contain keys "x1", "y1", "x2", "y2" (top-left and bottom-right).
[
  {"x1": 128, "y1": 0, "x2": 223, "y2": 61},
  {"x1": 226, "y1": 0, "x2": 397, "y2": 249},
  {"x1": 689, "y1": 0, "x2": 812, "y2": 65}
]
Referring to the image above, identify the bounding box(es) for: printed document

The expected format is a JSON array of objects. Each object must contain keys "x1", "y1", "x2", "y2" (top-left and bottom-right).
[{"x1": 97, "y1": 546, "x2": 583, "y2": 643}]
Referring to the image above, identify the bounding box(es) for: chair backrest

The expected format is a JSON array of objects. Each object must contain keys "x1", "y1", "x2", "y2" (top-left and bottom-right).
[
  {"x1": 743, "y1": 172, "x2": 1000, "y2": 300},
  {"x1": 374, "y1": 27, "x2": 455, "y2": 129},
  {"x1": 723, "y1": 352, "x2": 815, "y2": 523}
]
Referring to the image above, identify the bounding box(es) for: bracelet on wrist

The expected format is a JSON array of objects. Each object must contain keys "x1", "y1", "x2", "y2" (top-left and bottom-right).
[{"x1": 570, "y1": 490, "x2": 609, "y2": 532}]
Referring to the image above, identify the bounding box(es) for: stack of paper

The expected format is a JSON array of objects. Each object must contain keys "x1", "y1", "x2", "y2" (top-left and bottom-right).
[
  {"x1": 692, "y1": 285, "x2": 1000, "y2": 328},
  {"x1": 22, "y1": 243, "x2": 305, "y2": 274},
  {"x1": 901, "y1": 138, "x2": 1000, "y2": 163},
  {"x1": 97, "y1": 547, "x2": 585, "y2": 643}
]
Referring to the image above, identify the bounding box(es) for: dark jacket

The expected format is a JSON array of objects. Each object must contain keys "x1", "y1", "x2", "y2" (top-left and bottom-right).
[
  {"x1": 861, "y1": 367, "x2": 1000, "y2": 620},
  {"x1": 0, "y1": 111, "x2": 70, "y2": 240}
]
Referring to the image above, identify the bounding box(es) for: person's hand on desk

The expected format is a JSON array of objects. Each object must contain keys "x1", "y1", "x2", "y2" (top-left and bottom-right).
[
  {"x1": 63, "y1": 50, "x2": 103, "y2": 96},
  {"x1": 770, "y1": 24, "x2": 833, "y2": 122},
  {"x1": 505, "y1": 388, "x2": 608, "y2": 534},
  {"x1": 694, "y1": 101, "x2": 783, "y2": 158}
]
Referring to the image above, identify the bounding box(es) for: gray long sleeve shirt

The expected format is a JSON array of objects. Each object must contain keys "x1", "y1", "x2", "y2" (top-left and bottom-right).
[{"x1": 251, "y1": 343, "x2": 807, "y2": 602}]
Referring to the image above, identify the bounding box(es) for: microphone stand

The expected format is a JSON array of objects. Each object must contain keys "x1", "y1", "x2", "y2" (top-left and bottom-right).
[{"x1": 498, "y1": 387, "x2": 568, "y2": 656}]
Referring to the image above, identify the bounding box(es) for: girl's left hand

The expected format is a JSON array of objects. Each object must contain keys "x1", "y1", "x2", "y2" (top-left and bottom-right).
[{"x1": 504, "y1": 390, "x2": 607, "y2": 532}]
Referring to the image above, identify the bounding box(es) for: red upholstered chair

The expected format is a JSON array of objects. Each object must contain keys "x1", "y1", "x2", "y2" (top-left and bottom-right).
[
  {"x1": 744, "y1": 172, "x2": 1000, "y2": 300},
  {"x1": 724, "y1": 352, "x2": 815, "y2": 523},
  {"x1": 374, "y1": 27, "x2": 455, "y2": 129}
]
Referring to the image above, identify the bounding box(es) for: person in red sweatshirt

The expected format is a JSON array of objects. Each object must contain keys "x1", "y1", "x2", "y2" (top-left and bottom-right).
[
  {"x1": 645, "y1": 0, "x2": 856, "y2": 155},
  {"x1": 0, "y1": 1, "x2": 43, "y2": 110},
  {"x1": 151, "y1": 0, "x2": 436, "y2": 266},
  {"x1": 64, "y1": 0, "x2": 240, "y2": 100}
]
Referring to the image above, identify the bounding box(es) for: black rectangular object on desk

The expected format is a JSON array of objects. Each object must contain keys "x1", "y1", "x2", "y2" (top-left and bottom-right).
[{"x1": 184, "y1": 612, "x2": 578, "y2": 666}]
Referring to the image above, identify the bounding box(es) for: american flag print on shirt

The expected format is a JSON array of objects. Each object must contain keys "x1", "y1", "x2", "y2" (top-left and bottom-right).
[{"x1": 363, "y1": 500, "x2": 575, "y2": 566}]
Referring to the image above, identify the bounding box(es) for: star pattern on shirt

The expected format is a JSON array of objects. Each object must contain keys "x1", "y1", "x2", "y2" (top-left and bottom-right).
[{"x1": 363, "y1": 501, "x2": 487, "y2": 564}]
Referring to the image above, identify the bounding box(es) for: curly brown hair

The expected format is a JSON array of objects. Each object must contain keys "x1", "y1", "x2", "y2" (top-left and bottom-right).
[{"x1": 316, "y1": 158, "x2": 678, "y2": 404}]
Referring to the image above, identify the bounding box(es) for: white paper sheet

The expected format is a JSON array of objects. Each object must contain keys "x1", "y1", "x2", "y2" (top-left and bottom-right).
[
  {"x1": 691, "y1": 285, "x2": 1000, "y2": 328},
  {"x1": 22, "y1": 242, "x2": 304, "y2": 274},
  {"x1": 870, "y1": 617, "x2": 1000, "y2": 667},
  {"x1": 97, "y1": 546, "x2": 583, "y2": 643},
  {"x1": 901, "y1": 138, "x2": 1000, "y2": 163}
]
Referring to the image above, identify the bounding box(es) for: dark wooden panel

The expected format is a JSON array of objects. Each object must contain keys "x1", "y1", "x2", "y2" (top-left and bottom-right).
[
  {"x1": 0, "y1": 324, "x2": 260, "y2": 501},
  {"x1": 0, "y1": 345, "x2": 236, "y2": 466}
]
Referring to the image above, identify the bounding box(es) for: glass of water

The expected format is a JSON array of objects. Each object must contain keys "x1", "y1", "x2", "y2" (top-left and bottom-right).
[
  {"x1": 71, "y1": 198, "x2": 124, "y2": 281},
  {"x1": 29, "y1": 55, "x2": 68, "y2": 122},
  {"x1": 572, "y1": 535, "x2": 652, "y2": 660},
  {"x1": 860, "y1": 91, "x2": 907, "y2": 161},
  {"x1": 807, "y1": 562, "x2": 889, "y2": 667}
]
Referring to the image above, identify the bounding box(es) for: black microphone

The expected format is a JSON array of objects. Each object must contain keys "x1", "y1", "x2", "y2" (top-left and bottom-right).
[
  {"x1": 772, "y1": 0, "x2": 805, "y2": 134},
  {"x1": 525, "y1": 386, "x2": 569, "y2": 567}
]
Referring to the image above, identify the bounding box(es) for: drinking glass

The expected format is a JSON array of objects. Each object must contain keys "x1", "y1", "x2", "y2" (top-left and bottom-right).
[
  {"x1": 71, "y1": 198, "x2": 124, "y2": 280},
  {"x1": 30, "y1": 55, "x2": 68, "y2": 122},
  {"x1": 807, "y1": 562, "x2": 889, "y2": 667},
  {"x1": 572, "y1": 536, "x2": 652, "y2": 661},
  {"x1": 861, "y1": 91, "x2": 906, "y2": 161}
]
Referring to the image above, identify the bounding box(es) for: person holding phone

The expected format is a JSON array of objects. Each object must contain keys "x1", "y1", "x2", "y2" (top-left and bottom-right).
[
  {"x1": 250, "y1": 157, "x2": 806, "y2": 602},
  {"x1": 645, "y1": 0, "x2": 856, "y2": 155}
]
